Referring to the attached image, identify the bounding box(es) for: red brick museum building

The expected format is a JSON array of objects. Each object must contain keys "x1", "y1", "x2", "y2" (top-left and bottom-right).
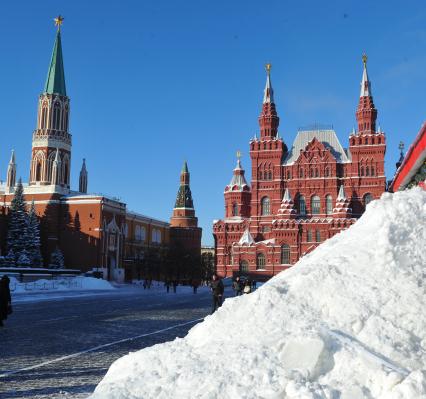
[{"x1": 213, "y1": 59, "x2": 387, "y2": 279}]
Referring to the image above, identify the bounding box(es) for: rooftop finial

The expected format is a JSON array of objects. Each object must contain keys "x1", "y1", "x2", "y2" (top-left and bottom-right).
[
  {"x1": 263, "y1": 63, "x2": 274, "y2": 104},
  {"x1": 54, "y1": 15, "x2": 64, "y2": 31},
  {"x1": 236, "y1": 150, "x2": 241, "y2": 160},
  {"x1": 398, "y1": 141, "x2": 404, "y2": 154},
  {"x1": 265, "y1": 63, "x2": 271, "y2": 75},
  {"x1": 360, "y1": 53, "x2": 372, "y2": 97}
]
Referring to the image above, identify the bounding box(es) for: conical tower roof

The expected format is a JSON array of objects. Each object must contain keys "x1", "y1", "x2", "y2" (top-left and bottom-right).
[{"x1": 44, "y1": 30, "x2": 67, "y2": 96}]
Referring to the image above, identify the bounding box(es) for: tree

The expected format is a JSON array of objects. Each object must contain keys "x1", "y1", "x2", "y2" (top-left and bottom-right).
[
  {"x1": 49, "y1": 247, "x2": 64, "y2": 269},
  {"x1": 27, "y1": 201, "x2": 43, "y2": 267},
  {"x1": 7, "y1": 179, "x2": 28, "y2": 265},
  {"x1": 17, "y1": 249, "x2": 31, "y2": 268}
]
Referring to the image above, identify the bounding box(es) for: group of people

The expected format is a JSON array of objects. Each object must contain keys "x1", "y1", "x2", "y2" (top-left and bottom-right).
[
  {"x1": 0, "y1": 275, "x2": 12, "y2": 327},
  {"x1": 232, "y1": 277, "x2": 257, "y2": 296},
  {"x1": 209, "y1": 274, "x2": 258, "y2": 314}
]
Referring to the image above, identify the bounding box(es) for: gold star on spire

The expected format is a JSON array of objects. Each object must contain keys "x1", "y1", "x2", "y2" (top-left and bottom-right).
[
  {"x1": 236, "y1": 150, "x2": 241, "y2": 160},
  {"x1": 265, "y1": 63, "x2": 272, "y2": 74},
  {"x1": 54, "y1": 15, "x2": 64, "y2": 30},
  {"x1": 362, "y1": 53, "x2": 367, "y2": 66}
]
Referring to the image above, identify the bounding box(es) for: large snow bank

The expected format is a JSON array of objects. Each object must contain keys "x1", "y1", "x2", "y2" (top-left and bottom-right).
[
  {"x1": 90, "y1": 189, "x2": 426, "y2": 399},
  {"x1": 10, "y1": 276, "x2": 114, "y2": 293}
]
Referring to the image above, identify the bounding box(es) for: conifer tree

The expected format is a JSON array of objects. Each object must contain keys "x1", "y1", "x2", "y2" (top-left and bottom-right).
[
  {"x1": 27, "y1": 201, "x2": 43, "y2": 267},
  {"x1": 49, "y1": 247, "x2": 65, "y2": 269},
  {"x1": 7, "y1": 179, "x2": 28, "y2": 265}
]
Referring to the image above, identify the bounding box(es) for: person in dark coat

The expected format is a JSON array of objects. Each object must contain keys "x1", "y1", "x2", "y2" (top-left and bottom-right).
[
  {"x1": 210, "y1": 274, "x2": 224, "y2": 314},
  {"x1": 0, "y1": 275, "x2": 12, "y2": 327},
  {"x1": 232, "y1": 277, "x2": 242, "y2": 296}
]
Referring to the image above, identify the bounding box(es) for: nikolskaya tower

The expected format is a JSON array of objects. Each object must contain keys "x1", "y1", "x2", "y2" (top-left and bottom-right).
[{"x1": 29, "y1": 15, "x2": 72, "y2": 190}]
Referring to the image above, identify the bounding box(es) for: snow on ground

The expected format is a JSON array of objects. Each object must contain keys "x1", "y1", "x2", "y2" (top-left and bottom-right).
[
  {"x1": 90, "y1": 188, "x2": 426, "y2": 399},
  {"x1": 10, "y1": 276, "x2": 114, "y2": 294}
]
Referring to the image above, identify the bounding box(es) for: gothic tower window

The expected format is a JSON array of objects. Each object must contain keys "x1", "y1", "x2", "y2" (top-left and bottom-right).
[
  {"x1": 256, "y1": 253, "x2": 265, "y2": 269},
  {"x1": 366, "y1": 166, "x2": 370, "y2": 176},
  {"x1": 232, "y1": 203, "x2": 238, "y2": 216},
  {"x1": 325, "y1": 167, "x2": 330, "y2": 177},
  {"x1": 63, "y1": 161, "x2": 69, "y2": 185},
  {"x1": 36, "y1": 162, "x2": 42, "y2": 181},
  {"x1": 299, "y1": 168, "x2": 304, "y2": 178},
  {"x1": 53, "y1": 102, "x2": 61, "y2": 130},
  {"x1": 268, "y1": 171, "x2": 272, "y2": 180},
  {"x1": 311, "y1": 195, "x2": 321, "y2": 214},
  {"x1": 326, "y1": 195, "x2": 333, "y2": 215},
  {"x1": 360, "y1": 166, "x2": 364, "y2": 176},
  {"x1": 41, "y1": 105, "x2": 48, "y2": 129},
  {"x1": 299, "y1": 195, "x2": 306, "y2": 215},
  {"x1": 371, "y1": 166, "x2": 375, "y2": 176},
  {"x1": 281, "y1": 244, "x2": 290, "y2": 264},
  {"x1": 261, "y1": 196, "x2": 270, "y2": 216},
  {"x1": 63, "y1": 105, "x2": 69, "y2": 131},
  {"x1": 315, "y1": 168, "x2": 319, "y2": 177},
  {"x1": 307, "y1": 229, "x2": 312, "y2": 242}
]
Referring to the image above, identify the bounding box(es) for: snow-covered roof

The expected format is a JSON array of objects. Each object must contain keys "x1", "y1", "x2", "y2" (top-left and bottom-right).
[
  {"x1": 238, "y1": 229, "x2": 255, "y2": 245},
  {"x1": 283, "y1": 129, "x2": 350, "y2": 165}
]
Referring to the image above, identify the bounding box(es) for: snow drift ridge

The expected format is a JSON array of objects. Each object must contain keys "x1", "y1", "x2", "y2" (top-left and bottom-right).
[{"x1": 91, "y1": 188, "x2": 426, "y2": 399}]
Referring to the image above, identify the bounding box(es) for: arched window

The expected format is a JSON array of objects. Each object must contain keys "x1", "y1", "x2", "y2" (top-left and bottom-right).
[
  {"x1": 360, "y1": 166, "x2": 364, "y2": 176},
  {"x1": 366, "y1": 166, "x2": 370, "y2": 176},
  {"x1": 36, "y1": 162, "x2": 42, "y2": 181},
  {"x1": 364, "y1": 193, "x2": 373, "y2": 208},
  {"x1": 256, "y1": 253, "x2": 266, "y2": 270},
  {"x1": 307, "y1": 230, "x2": 312, "y2": 242},
  {"x1": 315, "y1": 169, "x2": 319, "y2": 178},
  {"x1": 53, "y1": 102, "x2": 61, "y2": 130},
  {"x1": 299, "y1": 195, "x2": 306, "y2": 215},
  {"x1": 232, "y1": 203, "x2": 238, "y2": 216},
  {"x1": 325, "y1": 168, "x2": 329, "y2": 177},
  {"x1": 258, "y1": 171, "x2": 262, "y2": 180},
  {"x1": 63, "y1": 161, "x2": 69, "y2": 185},
  {"x1": 315, "y1": 230, "x2": 321, "y2": 242},
  {"x1": 135, "y1": 225, "x2": 142, "y2": 241},
  {"x1": 261, "y1": 197, "x2": 270, "y2": 216},
  {"x1": 63, "y1": 106, "x2": 69, "y2": 131},
  {"x1": 240, "y1": 260, "x2": 249, "y2": 273},
  {"x1": 326, "y1": 195, "x2": 333, "y2": 215},
  {"x1": 310, "y1": 169, "x2": 314, "y2": 178},
  {"x1": 281, "y1": 244, "x2": 290, "y2": 264},
  {"x1": 371, "y1": 166, "x2": 375, "y2": 176},
  {"x1": 299, "y1": 169, "x2": 304, "y2": 178},
  {"x1": 41, "y1": 106, "x2": 48, "y2": 129},
  {"x1": 268, "y1": 171, "x2": 272, "y2": 180},
  {"x1": 311, "y1": 195, "x2": 321, "y2": 214}
]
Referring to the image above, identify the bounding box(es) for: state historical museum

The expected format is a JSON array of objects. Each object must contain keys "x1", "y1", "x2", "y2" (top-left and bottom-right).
[{"x1": 213, "y1": 60, "x2": 386, "y2": 280}]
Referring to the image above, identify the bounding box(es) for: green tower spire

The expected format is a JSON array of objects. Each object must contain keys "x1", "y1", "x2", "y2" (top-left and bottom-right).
[
  {"x1": 44, "y1": 30, "x2": 67, "y2": 96},
  {"x1": 181, "y1": 160, "x2": 189, "y2": 174}
]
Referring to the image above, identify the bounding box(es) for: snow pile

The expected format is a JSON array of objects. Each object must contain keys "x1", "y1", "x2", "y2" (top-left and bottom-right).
[
  {"x1": 90, "y1": 189, "x2": 426, "y2": 399},
  {"x1": 10, "y1": 276, "x2": 114, "y2": 293}
]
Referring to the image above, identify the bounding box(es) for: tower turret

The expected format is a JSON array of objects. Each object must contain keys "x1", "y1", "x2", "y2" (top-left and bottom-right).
[
  {"x1": 79, "y1": 158, "x2": 88, "y2": 193},
  {"x1": 258, "y1": 64, "x2": 280, "y2": 140},
  {"x1": 29, "y1": 16, "x2": 72, "y2": 190},
  {"x1": 6, "y1": 150, "x2": 17, "y2": 190},
  {"x1": 170, "y1": 161, "x2": 202, "y2": 258},
  {"x1": 224, "y1": 153, "x2": 251, "y2": 218},
  {"x1": 356, "y1": 54, "x2": 377, "y2": 134}
]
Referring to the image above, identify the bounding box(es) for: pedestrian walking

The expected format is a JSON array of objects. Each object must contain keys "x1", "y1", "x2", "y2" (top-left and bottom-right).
[
  {"x1": 165, "y1": 280, "x2": 170, "y2": 293},
  {"x1": 251, "y1": 280, "x2": 257, "y2": 290},
  {"x1": 232, "y1": 277, "x2": 242, "y2": 296},
  {"x1": 210, "y1": 274, "x2": 224, "y2": 314},
  {"x1": 173, "y1": 280, "x2": 178, "y2": 293},
  {"x1": 0, "y1": 275, "x2": 12, "y2": 327}
]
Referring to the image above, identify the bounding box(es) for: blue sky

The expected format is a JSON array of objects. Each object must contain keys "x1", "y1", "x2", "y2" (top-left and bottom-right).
[{"x1": 0, "y1": 1, "x2": 425, "y2": 245}]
